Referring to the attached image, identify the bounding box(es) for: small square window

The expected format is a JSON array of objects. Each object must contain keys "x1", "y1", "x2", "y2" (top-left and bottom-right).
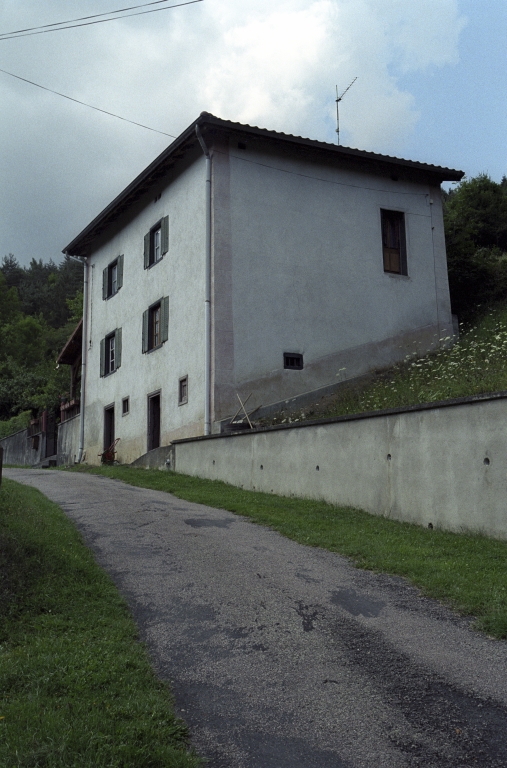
[
  {"x1": 381, "y1": 209, "x2": 407, "y2": 275},
  {"x1": 122, "y1": 397, "x2": 129, "y2": 416},
  {"x1": 284, "y1": 353, "x2": 303, "y2": 370},
  {"x1": 178, "y1": 376, "x2": 188, "y2": 405}
]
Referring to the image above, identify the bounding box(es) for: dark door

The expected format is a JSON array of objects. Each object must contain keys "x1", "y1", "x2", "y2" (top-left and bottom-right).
[
  {"x1": 104, "y1": 405, "x2": 115, "y2": 451},
  {"x1": 148, "y1": 394, "x2": 161, "y2": 451}
]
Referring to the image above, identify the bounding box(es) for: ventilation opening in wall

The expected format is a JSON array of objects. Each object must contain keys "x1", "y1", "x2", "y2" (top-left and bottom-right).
[
  {"x1": 284, "y1": 353, "x2": 303, "y2": 370},
  {"x1": 237, "y1": 141, "x2": 247, "y2": 150}
]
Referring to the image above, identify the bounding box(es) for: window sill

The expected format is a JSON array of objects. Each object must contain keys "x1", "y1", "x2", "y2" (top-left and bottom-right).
[
  {"x1": 145, "y1": 255, "x2": 165, "y2": 270},
  {"x1": 384, "y1": 271, "x2": 410, "y2": 280},
  {"x1": 104, "y1": 289, "x2": 120, "y2": 300},
  {"x1": 102, "y1": 368, "x2": 118, "y2": 378},
  {"x1": 145, "y1": 343, "x2": 164, "y2": 355}
]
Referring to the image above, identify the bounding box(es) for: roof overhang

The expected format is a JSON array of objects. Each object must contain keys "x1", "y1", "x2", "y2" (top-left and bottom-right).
[
  {"x1": 57, "y1": 319, "x2": 83, "y2": 365},
  {"x1": 63, "y1": 113, "x2": 464, "y2": 258}
]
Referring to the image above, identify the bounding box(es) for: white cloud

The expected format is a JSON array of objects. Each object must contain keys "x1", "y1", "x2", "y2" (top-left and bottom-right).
[{"x1": 0, "y1": 0, "x2": 467, "y2": 264}]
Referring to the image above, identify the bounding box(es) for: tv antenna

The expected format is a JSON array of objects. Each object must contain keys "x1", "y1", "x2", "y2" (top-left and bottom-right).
[{"x1": 335, "y1": 77, "x2": 357, "y2": 146}]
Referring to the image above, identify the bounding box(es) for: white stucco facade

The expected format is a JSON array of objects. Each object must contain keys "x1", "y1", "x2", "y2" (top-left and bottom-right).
[
  {"x1": 64, "y1": 114, "x2": 462, "y2": 465},
  {"x1": 81, "y1": 154, "x2": 207, "y2": 464}
]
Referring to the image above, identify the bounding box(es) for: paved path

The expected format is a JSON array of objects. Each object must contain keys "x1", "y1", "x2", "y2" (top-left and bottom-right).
[{"x1": 6, "y1": 468, "x2": 507, "y2": 767}]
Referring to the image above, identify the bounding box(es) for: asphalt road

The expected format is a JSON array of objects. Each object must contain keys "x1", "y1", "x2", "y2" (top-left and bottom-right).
[{"x1": 6, "y1": 468, "x2": 507, "y2": 767}]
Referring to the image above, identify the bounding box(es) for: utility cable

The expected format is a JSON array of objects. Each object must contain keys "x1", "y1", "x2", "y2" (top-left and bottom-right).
[
  {"x1": 0, "y1": 67, "x2": 176, "y2": 138},
  {"x1": 0, "y1": 0, "x2": 179, "y2": 38},
  {"x1": 0, "y1": 0, "x2": 203, "y2": 42}
]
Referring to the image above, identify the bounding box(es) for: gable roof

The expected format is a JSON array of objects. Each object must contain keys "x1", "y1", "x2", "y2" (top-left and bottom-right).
[{"x1": 63, "y1": 112, "x2": 464, "y2": 258}]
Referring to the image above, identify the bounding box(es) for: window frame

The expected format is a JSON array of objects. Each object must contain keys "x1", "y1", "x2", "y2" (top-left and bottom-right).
[
  {"x1": 102, "y1": 255, "x2": 124, "y2": 300},
  {"x1": 100, "y1": 328, "x2": 122, "y2": 376},
  {"x1": 144, "y1": 216, "x2": 169, "y2": 269},
  {"x1": 122, "y1": 397, "x2": 130, "y2": 416},
  {"x1": 178, "y1": 376, "x2": 188, "y2": 405},
  {"x1": 142, "y1": 296, "x2": 169, "y2": 353},
  {"x1": 381, "y1": 209, "x2": 408, "y2": 276}
]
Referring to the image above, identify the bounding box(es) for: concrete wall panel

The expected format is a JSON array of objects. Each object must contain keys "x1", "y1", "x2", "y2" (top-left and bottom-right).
[{"x1": 172, "y1": 393, "x2": 507, "y2": 540}]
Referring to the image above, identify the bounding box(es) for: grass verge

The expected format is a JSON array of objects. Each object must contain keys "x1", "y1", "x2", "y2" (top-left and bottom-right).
[
  {"x1": 0, "y1": 478, "x2": 202, "y2": 768},
  {"x1": 66, "y1": 464, "x2": 507, "y2": 640}
]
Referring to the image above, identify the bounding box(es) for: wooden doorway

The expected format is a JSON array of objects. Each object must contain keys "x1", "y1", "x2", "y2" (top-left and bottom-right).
[
  {"x1": 104, "y1": 405, "x2": 115, "y2": 452},
  {"x1": 147, "y1": 393, "x2": 161, "y2": 451}
]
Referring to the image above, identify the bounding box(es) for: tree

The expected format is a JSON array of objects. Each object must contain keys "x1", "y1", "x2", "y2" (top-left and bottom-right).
[{"x1": 444, "y1": 174, "x2": 507, "y2": 320}]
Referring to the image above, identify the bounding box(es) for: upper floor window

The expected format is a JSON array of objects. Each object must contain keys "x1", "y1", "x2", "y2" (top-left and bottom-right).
[
  {"x1": 102, "y1": 255, "x2": 124, "y2": 299},
  {"x1": 142, "y1": 296, "x2": 169, "y2": 352},
  {"x1": 144, "y1": 216, "x2": 169, "y2": 268},
  {"x1": 381, "y1": 209, "x2": 407, "y2": 275},
  {"x1": 100, "y1": 328, "x2": 122, "y2": 376}
]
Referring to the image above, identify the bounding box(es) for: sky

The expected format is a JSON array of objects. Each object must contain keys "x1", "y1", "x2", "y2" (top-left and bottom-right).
[{"x1": 0, "y1": 0, "x2": 506, "y2": 268}]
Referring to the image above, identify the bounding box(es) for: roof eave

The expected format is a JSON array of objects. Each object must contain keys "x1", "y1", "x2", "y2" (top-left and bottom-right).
[{"x1": 63, "y1": 113, "x2": 464, "y2": 257}]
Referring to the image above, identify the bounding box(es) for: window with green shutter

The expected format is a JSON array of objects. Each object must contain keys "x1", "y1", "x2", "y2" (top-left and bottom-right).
[
  {"x1": 144, "y1": 216, "x2": 169, "y2": 268},
  {"x1": 142, "y1": 297, "x2": 169, "y2": 352},
  {"x1": 100, "y1": 328, "x2": 122, "y2": 375},
  {"x1": 103, "y1": 255, "x2": 124, "y2": 299}
]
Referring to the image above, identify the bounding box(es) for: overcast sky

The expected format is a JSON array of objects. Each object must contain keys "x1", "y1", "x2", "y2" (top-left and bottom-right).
[{"x1": 1, "y1": 0, "x2": 506, "y2": 267}]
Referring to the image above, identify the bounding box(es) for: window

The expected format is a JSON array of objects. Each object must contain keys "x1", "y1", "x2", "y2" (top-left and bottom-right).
[
  {"x1": 102, "y1": 255, "x2": 124, "y2": 299},
  {"x1": 122, "y1": 397, "x2": 129, "y2": 416},
  {"x1": 100, "y1": 328, "x2": 122, "y2": 376},
  {"x1": 284, "y1": 353, "x2": 303, "y2": 370},
  {"x1": 142, "y1": 297, "x2": 169, "y2": 352},
  {"x1": 144, "y1": 216, "x2": 169, "y2": 268},
  {"x1": 178, "y1": 376, "x2": 188, "y2": 405},
  {"x1": 381, "y1": 209, "x2": 407, "y2": 275}
]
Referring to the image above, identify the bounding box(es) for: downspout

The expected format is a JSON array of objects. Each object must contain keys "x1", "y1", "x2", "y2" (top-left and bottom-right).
[
  {"x1": 66, "y1": 252, "x2": 89, "y2": 463},
  {"x1": 195, "y1": 123, "x2": 212, "y2": 435}
]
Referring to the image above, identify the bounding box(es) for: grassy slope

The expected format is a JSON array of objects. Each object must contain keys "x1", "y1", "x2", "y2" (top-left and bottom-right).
[
  {"x1": 0, "y1": 478, "x2": 201, "y2": 768},
  {"x1": 262, "y1": 304, "x2": 507, "y2": 426},
  {"x1": 67, "y1": 465, "x2": 507, "y2": 640}
]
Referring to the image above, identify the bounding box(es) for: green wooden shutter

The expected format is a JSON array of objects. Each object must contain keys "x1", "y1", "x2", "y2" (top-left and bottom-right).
[
  {"x1": 144, "y1": 233, "x2": 150, "y2": 268},
  {"x1": 161, "y1": 296, "x2": 169, "y2": 343},
  {"x1": 142, "y1": 309, "x2": 149, "y2": 353},
  {"x1": 161, "y1": 216, "x2": 169, "y2": 255},
  {"x1": 102, "y1": 267, "x2": 108, "y2": 300},
  {"x1": 100, "y1": 338, "x2": 105, "y2": 376},
  {"x1": 115, "y1": 327, "x2": 122, "y2": 369},
  {"x1": 117, "y1": 254, "x2": 124, "y2": 290}
]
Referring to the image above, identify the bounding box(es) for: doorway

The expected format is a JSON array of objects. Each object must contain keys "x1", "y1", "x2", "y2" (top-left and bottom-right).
[
  {"x1": 147, "y1": 393, "x2": 161, "y2": 451},
  {"x1": 104, "y1": 405, "x2": 115, "y2": 451}
]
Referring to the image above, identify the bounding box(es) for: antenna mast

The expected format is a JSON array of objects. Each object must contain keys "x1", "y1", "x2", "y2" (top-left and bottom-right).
[{"x1": 335, "y1": 77, "x2": 357, "y2": 146}]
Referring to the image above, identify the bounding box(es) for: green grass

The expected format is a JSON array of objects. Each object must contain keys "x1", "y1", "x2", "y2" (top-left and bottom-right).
[
  {"x1": 66, "y1": 465, "x2": 507, "y2": 640},
  {"x1": 263, "y1": 303, "x2": 507, "y2": 425},
  {"x1": 0, "y1": 478, "x2": 202, "y2": 768}
]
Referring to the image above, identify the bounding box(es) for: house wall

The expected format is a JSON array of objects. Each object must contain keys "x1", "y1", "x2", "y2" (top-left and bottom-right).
[
  {"x1": 57, "y1": 413, "x2": 80, "y2": 466},
  {"x1": 211, "y1": 137, "x2": 453, "y2": 424},
  {"x1": 83, "y1": 152, "x2": 207, "y2": 465},
  {"x1": 171, "y1": 392, "x2": 507, "y2": 541}
]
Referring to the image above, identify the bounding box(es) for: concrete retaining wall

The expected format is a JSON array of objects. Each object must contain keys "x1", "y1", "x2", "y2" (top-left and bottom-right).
[
  {"x1": 171, "y1": 392, "x2": 507, "y2": 540},
  {"x1": 0, "y1": 428, "x2": 44, "y2": 466},
  {"x1": 57, "y1": 414, "x2": 81, "y2": 466}
]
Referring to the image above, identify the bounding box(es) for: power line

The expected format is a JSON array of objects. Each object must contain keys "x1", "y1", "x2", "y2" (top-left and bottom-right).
[
  {"x1": 0, "y1": 0, "x2": 203, "y2": 42},
  {"x1": 0, "y1": 0, "x2": 177, "y2": 38},
  {"x1": 0, "y1": 67, "x2": 176, "y2": 138}
]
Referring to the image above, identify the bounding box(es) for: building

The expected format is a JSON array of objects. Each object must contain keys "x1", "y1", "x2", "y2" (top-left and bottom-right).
[{"x1": 63, "y1": 112, "x2": 463, "y2": 465}]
